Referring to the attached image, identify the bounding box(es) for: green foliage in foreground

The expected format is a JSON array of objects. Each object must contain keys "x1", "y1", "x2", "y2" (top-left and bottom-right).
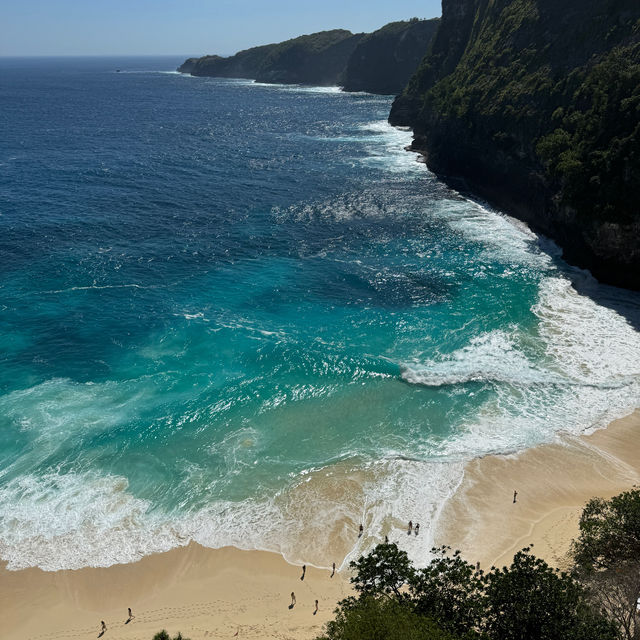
[
  {"x1": 152, "y1": 631, "x2": 189, "y2": 640},
  {"x1": 572, "y1": 489, "x2": 640, "y2": 640},
  {"x1": 317, "y1": 596, "x2": 459, "y2": 640},
  {"x1": 318, "y1": 542, "x2": 618, "y2": 640},
  {"x1": 573, "y1": 489, "x2": 640, "y2": 570},
  {"x1": 482, "y1": 549, "x2": 616, "y2": 640}
]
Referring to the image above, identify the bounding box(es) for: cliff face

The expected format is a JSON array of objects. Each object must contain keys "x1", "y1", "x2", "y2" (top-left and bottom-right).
[
  {"x1": 254, "y1": 30, "x2": 364, "y2": 85},
  {"x1": 177, "y1": 58, "x2": 198, "y2": 74},
  {"x1": 390, "y1": 0, "x2": 640, "y2": 290},
  {"x1": 179, "y1": 44, "x2": 279, "y2": 79},
  {"x1": 180, "y1": 31, "x2": 363, "y2": 86},
  {"x1": 342, "y1": 19, "x2": 440, "y2": 95}
]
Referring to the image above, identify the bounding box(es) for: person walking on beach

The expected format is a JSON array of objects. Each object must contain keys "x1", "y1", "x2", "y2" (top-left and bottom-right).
[
  {"x1": 408, "y1": 520, "x2": 413, "y2": 534},
  {"x1": 301, "y1": 564, "x2": 306, "y2": 581},
  {"x1": 290, "y1": 592, "x2": 296, "y2": 608},
  {"x1": 127, "y1": 607, "x2": 134, "y2": 622},
  {"x1": 331, "y1": 562, "x2": 335, "y2": 578},
  {"x1": 513, "y1": 489, "x2": 518, "y2": 503},
  {"x1": 100, "y1": 620, "x2": 107, "y2": 634},
  {"x1": 414, "y1": 523, "x2": 420, "y2": 536},
  {"x1": 384, "y1": 535, "x2": 389, "y2": 544},
  {"x1": 358, "y1": 524, "x2": 363, "y2": 537},
  {"x1": 314, "y1": 599, "x2": 319, "y2": 615}
]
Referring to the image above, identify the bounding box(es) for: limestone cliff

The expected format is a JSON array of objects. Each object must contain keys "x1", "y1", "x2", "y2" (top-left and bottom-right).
[
  {"x1": 390, "y1": 0, "x2": 640, "y2": 289},
  {"x1": 178, "y1": 20, "x2": 440, "y2": 94},
  {"x1": 342, "y1": 19, "x2": 439, "y2": 95},
  {"x1": 179, "y1": 44, "x2": 279, "y2": 79}
]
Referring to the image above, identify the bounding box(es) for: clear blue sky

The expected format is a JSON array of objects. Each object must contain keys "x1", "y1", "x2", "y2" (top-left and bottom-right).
[{"x1": 0, "y1": 0, "x2": 442, "y2": 57}]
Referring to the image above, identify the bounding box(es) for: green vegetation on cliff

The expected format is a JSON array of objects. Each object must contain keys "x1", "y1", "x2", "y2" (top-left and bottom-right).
[
  {"x1": 390, "y1": 0, "x2": 640, "y2": 289},
  {"x1": 342, "y1": 19, "x2": 440, "y2": 95},
  {"x1": 179, "y1": 30, "x2": 363, "y2": 86},
  {"x1": 255, "y1": 30, "x2": 364, "y2": 85},
  {"x1": 178, "y1": 19, "x2": 440, "y2": 94}
]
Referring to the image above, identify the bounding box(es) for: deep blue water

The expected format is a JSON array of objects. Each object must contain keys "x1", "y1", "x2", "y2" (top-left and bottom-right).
[{"x1": 1, "y1": 56, "x2": 639, "y2": 570}]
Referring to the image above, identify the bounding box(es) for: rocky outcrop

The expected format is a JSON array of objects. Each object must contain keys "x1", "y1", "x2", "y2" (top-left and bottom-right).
[
  {"x1": 181, "y1": 44, "x2": 280, "y2": 79},
  {"x1": 342, "y1": 19, "x2": 439, "y2": 95},
  {"x1": 390, "y1": 0, "x2": 640, "y2": 289},
  {"x1": 177, "y1": 58, "x2": 198, "y2": 74}
]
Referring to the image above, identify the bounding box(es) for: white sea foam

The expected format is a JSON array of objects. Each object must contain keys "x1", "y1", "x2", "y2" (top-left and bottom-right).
[
  {"x1": 435, "y1": 198, "x2": 551, "y2": 270},
  {"x1": 0, "y1": 457, "x2": 465, "y2": 571},
  {"x1": 401, "y1": 331, "x2": 560, "y2": 388},
  {"x1": 357, "y1": 121, "x2": 426, "y2": 174},
  {"x1": 0, "y1": 472, "x2": 174, "y2": 571},
  {"x1": 401, "y1": 276, "x2": 640, "y2": 458},
  {"x1": 248, "y1": 81, "x2": 345, "y2": 95}
]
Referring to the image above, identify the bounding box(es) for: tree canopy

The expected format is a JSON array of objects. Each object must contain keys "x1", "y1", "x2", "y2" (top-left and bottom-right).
[{"x1": 318, "y1": 542, "x2": 618, "y2": 640}]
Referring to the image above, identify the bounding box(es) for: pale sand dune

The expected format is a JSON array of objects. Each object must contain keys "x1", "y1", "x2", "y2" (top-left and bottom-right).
[{"x1": 1, "y1": 410, "x2": 638, "y2": 640}]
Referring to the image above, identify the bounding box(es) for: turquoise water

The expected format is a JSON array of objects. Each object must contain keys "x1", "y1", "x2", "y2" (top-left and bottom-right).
[{"x1": 1, "y1": 57, "x2": 639, "y2": 571}]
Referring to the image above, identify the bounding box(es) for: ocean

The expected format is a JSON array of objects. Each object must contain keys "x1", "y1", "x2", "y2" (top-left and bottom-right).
[{"x1": 1, "y1": 56, "x2": 639, "y2": 572}]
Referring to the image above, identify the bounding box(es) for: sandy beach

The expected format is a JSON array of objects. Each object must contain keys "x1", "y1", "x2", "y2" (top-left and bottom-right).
[
  {"x1": 0, "y1": 545, "x2": 351, "y2": 640},
  {"x1": 1, "y1": 409, "x2": 638, "y2": 640},
  {"x1": 437, "y1": 410, "x2": 640, "y2": 569}
]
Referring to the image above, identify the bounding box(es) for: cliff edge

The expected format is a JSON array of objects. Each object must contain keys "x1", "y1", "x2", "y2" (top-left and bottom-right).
[
  {"x1": 178, "y1": 20, "x2": 439, "y2": 95},
  {"x1": 390, "y1": 0, "x2": 640, "y2": 289}
]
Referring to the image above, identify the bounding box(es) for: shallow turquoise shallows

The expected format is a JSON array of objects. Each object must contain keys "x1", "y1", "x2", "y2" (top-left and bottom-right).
[{"x1": 1, "y1": 57, "x2": 639, "y2": 571}]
